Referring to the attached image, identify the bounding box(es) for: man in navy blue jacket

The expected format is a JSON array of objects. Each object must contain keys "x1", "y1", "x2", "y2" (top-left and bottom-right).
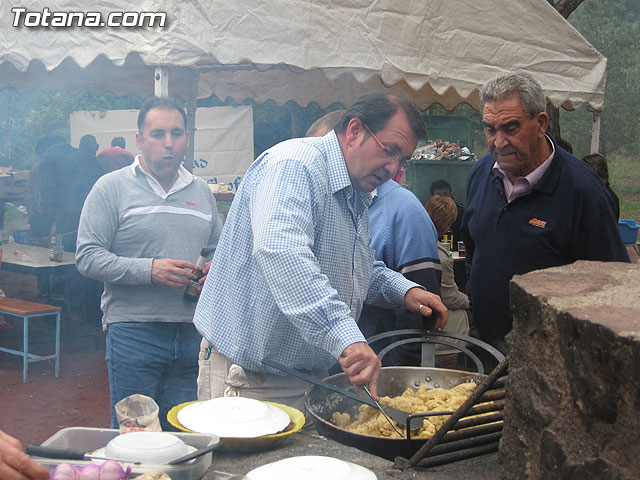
[{"x1": 461, "y1": 72, "x2": 629, "y2": 349}]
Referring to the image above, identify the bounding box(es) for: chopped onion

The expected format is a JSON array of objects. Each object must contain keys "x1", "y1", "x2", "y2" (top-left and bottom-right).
[{"x1": 50, "y1": 463, "x2": 79, "y2": 480}]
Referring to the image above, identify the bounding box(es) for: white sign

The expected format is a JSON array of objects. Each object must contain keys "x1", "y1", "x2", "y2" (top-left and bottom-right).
[{"x1": 70, "y1": 106, "x2": 254, "y2": 192}]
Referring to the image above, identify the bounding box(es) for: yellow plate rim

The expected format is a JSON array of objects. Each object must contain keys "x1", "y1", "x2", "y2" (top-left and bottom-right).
[{"x1": 167, "y1": 400, "x2": 305, "y2": 439}]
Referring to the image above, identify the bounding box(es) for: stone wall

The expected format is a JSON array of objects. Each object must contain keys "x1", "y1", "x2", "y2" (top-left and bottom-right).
[{"x1": 500, "y1": 261, "x2": 640, "y2": 480}]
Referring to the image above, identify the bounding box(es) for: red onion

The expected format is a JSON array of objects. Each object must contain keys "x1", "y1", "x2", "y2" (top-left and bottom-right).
[
  {"x1": 49, "y1": 461, "x2": 130, "y2": 480},
  {"x1": 98, "y1": 460, "x2": 131, "y2": 480},
  {"x1": 50, "y1": 463, "x2": 79, "y2": 480},
  {"x1": 77, "y1": 464, "x2": 101, "y2": 480}
]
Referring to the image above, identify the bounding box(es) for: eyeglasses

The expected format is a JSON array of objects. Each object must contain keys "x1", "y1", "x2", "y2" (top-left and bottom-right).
[{"x1": 363, "y1": 123, "x2": 412, "y2": 172}]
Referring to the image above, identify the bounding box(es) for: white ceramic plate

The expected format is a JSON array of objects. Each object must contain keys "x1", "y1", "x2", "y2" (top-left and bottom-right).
[
  {"x1": 244, "y1": 456, "x2": 377, "y2": 480},
  {"x1": 92, "y1": 445, "x2": 197, "y2": 465},
  {"x1": 176, "y1": 397, "x2": 291, "y2": 438},
  {"x1": 95, "y1": 432, "x2": 193, "y2": 464}
]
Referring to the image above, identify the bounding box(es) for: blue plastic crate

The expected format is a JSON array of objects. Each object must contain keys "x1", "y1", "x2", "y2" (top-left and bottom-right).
[
  {"x1": 12, "y1": 229, "x2": 30, "y2": 245},
  {"x1": 618, "y1": 219, "x2": 640, "y2": 244}
]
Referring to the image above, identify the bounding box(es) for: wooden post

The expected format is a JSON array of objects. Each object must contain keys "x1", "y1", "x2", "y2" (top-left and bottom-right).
[{"x1": 590, "y1": 110, "x2": 602, "y2": 154}]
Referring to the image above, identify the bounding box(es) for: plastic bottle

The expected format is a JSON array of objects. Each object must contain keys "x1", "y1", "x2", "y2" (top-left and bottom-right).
[{"x1": 184, "y1": 248, "x2": 209, "y2": 302}]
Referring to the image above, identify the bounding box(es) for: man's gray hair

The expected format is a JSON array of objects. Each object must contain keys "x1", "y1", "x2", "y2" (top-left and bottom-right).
[{"x1": 480, "y1": 71, "x2": 546, "y2": 119}]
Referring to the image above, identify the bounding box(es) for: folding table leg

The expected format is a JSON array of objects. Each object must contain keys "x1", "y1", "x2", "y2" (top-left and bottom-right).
[
  {"x1": 23, "y1": 315, "x2": 29, "y2": 383},
  {"x1": 54, "y1": 312, "x2": 60, "y2": 377}
]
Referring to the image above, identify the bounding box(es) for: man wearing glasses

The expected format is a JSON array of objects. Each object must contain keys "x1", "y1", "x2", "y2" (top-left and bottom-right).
[
  {"x1": 194, "y1": 93, "x2": 447, "y2": 412},
  {"x1": 305, "y1": 110, "x2": 443, "y2": 367}
]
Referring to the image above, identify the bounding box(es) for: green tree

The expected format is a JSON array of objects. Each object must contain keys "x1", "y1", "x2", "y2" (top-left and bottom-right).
[
  {"x1": 547, "y1": 0, "x2": 587, "y2": 18},
  {"x1": 0, "y1": 90, "x2": 141, "y2": 169},
  {"x1": 561, "y1": 0, "x2": 640, "y2": 158}
]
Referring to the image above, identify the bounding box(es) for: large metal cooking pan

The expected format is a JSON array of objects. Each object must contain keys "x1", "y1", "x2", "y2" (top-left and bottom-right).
[{"x1": 305, "y1": 367, "x2": 491, "y2": 460}]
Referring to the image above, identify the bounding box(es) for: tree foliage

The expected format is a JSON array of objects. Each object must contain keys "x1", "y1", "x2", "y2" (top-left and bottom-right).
[
  {"x1": 561, "y1": 0, "x2": 640, "y2": 158},
  {"x1": 545, "y1": 0, "x2": 585, "y2": 139},
  {"x1": 546, "y1": 0, "x2": 586, "y2": 18},
  {"x1": 0, "y1": 90, "x2": 141, "y2": 169}
]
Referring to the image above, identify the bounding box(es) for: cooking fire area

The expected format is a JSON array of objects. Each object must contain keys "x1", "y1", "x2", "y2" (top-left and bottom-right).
[{"x1": 12, "y1": 261, "x2": 639, "y2": 479}]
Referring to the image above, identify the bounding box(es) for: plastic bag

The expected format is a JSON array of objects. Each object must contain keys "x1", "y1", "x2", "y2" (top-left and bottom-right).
[{"x1": 114, "y1": 394, "x2": 162, "y2": 433}]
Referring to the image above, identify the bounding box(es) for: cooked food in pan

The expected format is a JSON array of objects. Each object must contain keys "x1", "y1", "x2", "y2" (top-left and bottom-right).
[{"x1": 331, "y1": 382, "x2": 476, "y2": 438}]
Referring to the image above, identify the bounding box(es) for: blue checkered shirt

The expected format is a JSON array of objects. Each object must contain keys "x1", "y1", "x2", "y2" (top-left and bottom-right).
[{"x1": 193, "y1": 132, "x2": 418, "y2": 373}]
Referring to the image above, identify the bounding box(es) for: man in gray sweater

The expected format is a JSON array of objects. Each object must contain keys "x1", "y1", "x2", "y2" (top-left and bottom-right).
[{"x1": 76, "y1": 97, "x2": 223, "y2": 430}]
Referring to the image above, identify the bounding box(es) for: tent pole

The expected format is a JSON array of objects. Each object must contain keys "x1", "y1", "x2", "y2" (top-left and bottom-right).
[
  {"x1": 154, "y1": 66, "x2": 169, "y2": 97},
  {"x1": 590, "y1": 110, "x2": 601, "y2": 154},
  {"x1": 185, "y1": 69, "x2": 198, "y2": 173}
]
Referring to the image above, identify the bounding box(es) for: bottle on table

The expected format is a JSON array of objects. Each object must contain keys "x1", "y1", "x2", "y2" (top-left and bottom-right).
[
  {"x1": 443, "y1": 228, "x2": 454, "y2": 251},
  {"x1": 184, "y1": 248, "x2": 209, "y2": 302},
  {"x1": 54, "y1": 234, "x2": 64, "y2": 262},
  {"x1": 49, "y1": 236, "x2": 56, "y2": 261}
]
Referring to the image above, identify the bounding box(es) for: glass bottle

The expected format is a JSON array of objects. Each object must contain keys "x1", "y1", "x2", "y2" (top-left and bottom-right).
[
  {"x1": 184, "y1": 248, "x2": 209, "y2": 302},
  {"x1": 447, "y1": 228, "x2": 454, "y2": 250},
  {"x1": 54, "y1": 234, "x2": 64, "y2": 262},
  {"x1": 49, "y1": 236, "x2": 56, "y2": 261}
]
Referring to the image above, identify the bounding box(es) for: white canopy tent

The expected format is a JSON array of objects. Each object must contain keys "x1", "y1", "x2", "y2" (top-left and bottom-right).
[{"x1": 0, "y1": 0, "x2": 606, "y2": 154}]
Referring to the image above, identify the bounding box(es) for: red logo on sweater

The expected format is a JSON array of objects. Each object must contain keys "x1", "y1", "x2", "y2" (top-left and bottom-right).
[
  {"x1": 186, "y1": 201, "x2": 196, "y2": 206},
  {"x1": 529, "y1": 218, "x2": 547, "y2": 228}
]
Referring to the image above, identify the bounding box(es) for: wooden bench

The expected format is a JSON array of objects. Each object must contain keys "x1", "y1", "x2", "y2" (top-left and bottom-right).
[{"x1": 0, "y1": 298, "x2": 61, "y2": 382}]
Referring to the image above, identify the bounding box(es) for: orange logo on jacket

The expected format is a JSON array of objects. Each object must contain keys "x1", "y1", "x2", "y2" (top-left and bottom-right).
[{"x1": 529, "y1": 218, "x2": 547, "y2": 228}]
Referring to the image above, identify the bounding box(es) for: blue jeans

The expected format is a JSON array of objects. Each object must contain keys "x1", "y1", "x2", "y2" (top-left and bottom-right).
[{"x1": 106, "y1": 322, "x2": 201, "y2": 431}]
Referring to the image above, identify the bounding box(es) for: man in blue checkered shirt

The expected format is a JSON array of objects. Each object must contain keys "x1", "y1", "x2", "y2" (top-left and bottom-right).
[{"x1": 194, "y1": 93, "x2": 447, "y2": 412}]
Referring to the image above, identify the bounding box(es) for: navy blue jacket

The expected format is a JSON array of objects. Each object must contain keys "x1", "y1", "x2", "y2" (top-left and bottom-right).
[{"x1": 461, "y1": 140, "x2": 629, "y2": 341}]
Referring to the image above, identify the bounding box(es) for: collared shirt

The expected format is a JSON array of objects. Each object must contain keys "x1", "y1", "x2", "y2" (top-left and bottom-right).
[
  {"x1": 76, "y1": 158, "x2": 223, "y2": 327},
  {"x1": 492, "y1": 135, "x2": 555, "y2": 203},
  {"x1": 193, "y1": 132, "x2": 418, "y2": 373},
  {"x1": 132, "y1": 155, "x2": 193, "y2": 199}
]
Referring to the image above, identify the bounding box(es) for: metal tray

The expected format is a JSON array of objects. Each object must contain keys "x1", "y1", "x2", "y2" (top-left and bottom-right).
[{"x1": 33, "y1": 427, "x2": 218, "y2": 479}]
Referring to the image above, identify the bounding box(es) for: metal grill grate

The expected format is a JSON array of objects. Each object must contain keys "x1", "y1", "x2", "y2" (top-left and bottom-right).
[{"x1": 396, "y1": 359, "x2": 508, "y2": 469}]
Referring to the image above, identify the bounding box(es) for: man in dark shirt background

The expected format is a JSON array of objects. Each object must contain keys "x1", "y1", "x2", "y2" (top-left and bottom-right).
[
  {"x1": 40, "y1": 134, "x2": 104, "y2": 252},
  {"x1": 39, "y1": 134, "x2": 105, "y2": 325}
]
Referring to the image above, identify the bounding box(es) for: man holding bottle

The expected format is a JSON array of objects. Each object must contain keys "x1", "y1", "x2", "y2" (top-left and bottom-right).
[{"x1": 76, "y1": 96, "x2": 223, "y2": 430}]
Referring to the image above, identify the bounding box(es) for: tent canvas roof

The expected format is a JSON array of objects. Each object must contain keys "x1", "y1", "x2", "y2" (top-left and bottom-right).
[{"x1": 0, "y1": 0, "x2": 606, "y2": 111}]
